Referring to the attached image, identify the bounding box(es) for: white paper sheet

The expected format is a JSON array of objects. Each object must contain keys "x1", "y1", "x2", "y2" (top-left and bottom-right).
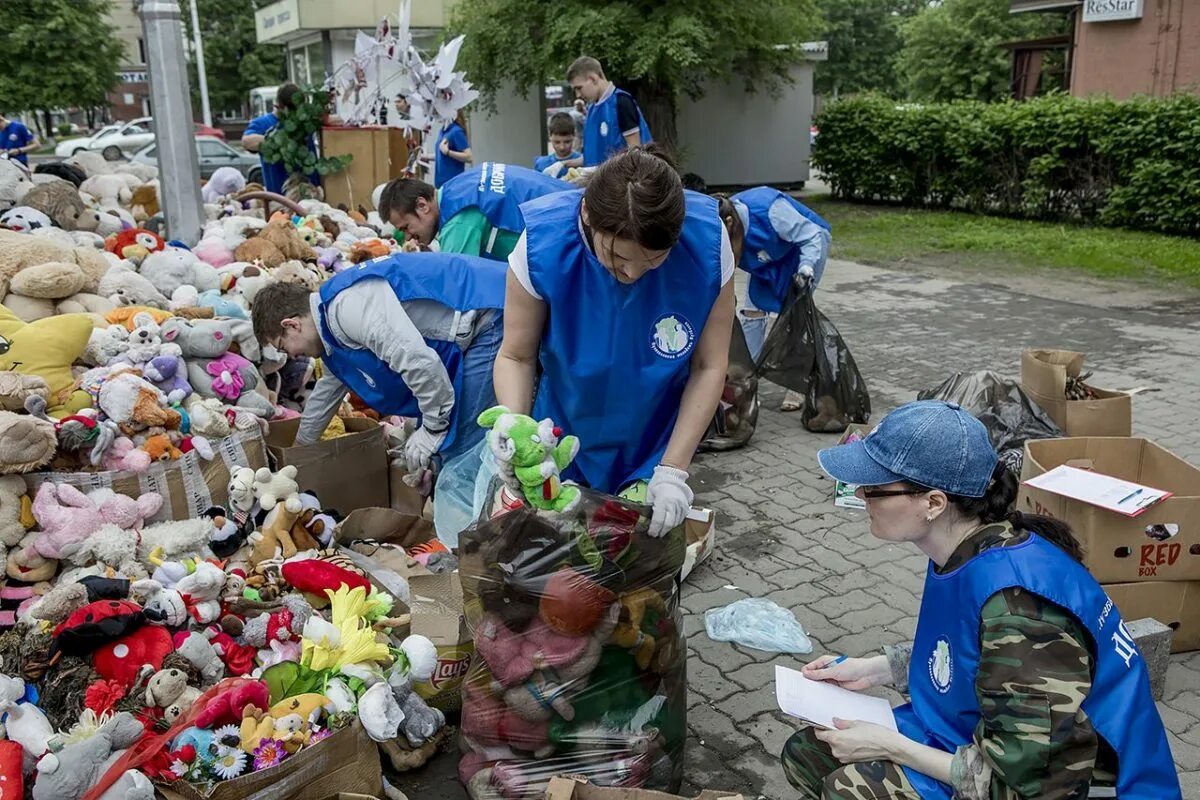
[
  {"x1": 1023, "y1": 465, "x2": 1171, "y2": 517},
  {"x1": 775, "y1": 665, "x2": 897, "y2": 731}
]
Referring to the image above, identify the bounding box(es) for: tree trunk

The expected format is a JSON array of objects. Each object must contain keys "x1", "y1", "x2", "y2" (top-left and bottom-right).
[
  {"x1": 41, "y1": 110, "x2": 54, "y2": 140},
  {"x1": 626, "y1": 80, "x2": 677, "y2": 159},
  {"x1": 85, "y1": 106, "x2": 96, "y2": 129}
]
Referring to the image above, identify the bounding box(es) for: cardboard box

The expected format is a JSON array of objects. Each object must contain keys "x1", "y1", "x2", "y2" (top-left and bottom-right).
[
  {"x1": 1020, "y1": 349, "x2": 1132, "y2": 437},
  {"x1": 544, "y1": 776, "x2": 744, "y2": 800},
  {"x1": 26, "y1": 429, "x2": 267, "y2": 523},
  {"x1": 1103, "y1": 580, "x2": 1200, "y2": 652},
  {"x1": 267, "y1": 417, "x2": 389, "y2": 514},
  {"x1": 681, "y1": 507, "x2": 716, "y2": 581},
  {"x1": 833, "y1": 425, "x2": 868, "y2": 509},
  {"x1": 1019, "y1": 438, "x2": 1200, "y2": 582},
  {"x1": 320, "y1": 126, "x2": 408, "y2": 211}
]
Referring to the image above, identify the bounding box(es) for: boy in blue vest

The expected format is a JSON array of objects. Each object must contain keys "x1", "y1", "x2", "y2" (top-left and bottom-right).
[
  {"x1": 567, "y1": 56, "x2": 652, "y2": 167},
  {"x1": 241, "y1": 83, "x2": 320, "y2": 195},
  {"x1": 378, "y1": 162, "x2": 570, "y2": 262},
  {"x1": 250, "y1": 253, "x2": 505, "y2": 472},
  {"x1": 0, "y1": 112, "x2": 38, "y2": 167},
  {"x1": 533, "y1": 112, "x2": 581, "y2": 178}
]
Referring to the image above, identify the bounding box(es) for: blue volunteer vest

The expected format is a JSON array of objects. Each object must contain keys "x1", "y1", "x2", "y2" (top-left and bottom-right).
[
  {"x1": 896, "y1": 533, "x2": 1180, "y2": 800},
  {"x1": 438, "y1": 162, "x2": 572, "y2": 241},
  {"x1": 582, "y1": 88, "x2": 652, "y2": 167},
  {"x1": 316, "y1": 252, "x2": 506, "y2": 448},
  {"x1": 434, "y1": 123, "x2": 467, "y2": 189},
  {"x1": 522, "y1": 189, "x2": 723, "y2": 493},
  {"x1": 732, "y1": 186, "x2": 831, "y2": 313}
]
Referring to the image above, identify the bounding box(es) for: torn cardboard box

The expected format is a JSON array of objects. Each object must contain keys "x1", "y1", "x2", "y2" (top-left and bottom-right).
[
  {"x1": 267, "y1": 417, "x2": 389, "y2": 513},
  {"x1": 1104, "y1": 580, "x2": 1200, "y2": 653},
  {"x1": 681, "y1": 507, "x2": 716, "y2": 581},
  {"x1": 1020, "y1": 349, "x2": 1132, "y2": 437},
  {"x1": 544, "y1": 776, "x2": 744, "y2": 800},
  {"x1": 1019, "y1": 438, "x2": 1200, "y2": 583}
]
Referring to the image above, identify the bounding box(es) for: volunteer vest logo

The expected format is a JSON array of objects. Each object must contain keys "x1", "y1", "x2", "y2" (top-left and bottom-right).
[
  {"x1": 358, "y1": 369, "x2": 378, "y2": 389},
  {"x1": 756, "y1": 249, "x2": 771, "y2": 264},
  {"x1": 599, "y1": 121, "x2": 609, "y2": 137},
  {"x1": 929, "y1": 636, "x2": 953, "y2": 693},
  {"x1": 650, "y1": 314, "x2": 695, "y2": 360}
]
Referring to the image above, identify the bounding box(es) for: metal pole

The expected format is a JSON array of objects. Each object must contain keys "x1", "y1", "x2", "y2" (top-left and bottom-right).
[
  {"x1": 139, "y1": 0, "x2": 205, "y2": 245},
  {"x1": 187, "y1": 0, "x2": 212, "y2": 127}
]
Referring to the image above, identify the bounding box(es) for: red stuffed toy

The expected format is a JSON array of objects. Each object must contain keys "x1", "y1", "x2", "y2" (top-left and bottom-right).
[
  {"x1": 104, "y1": 228, "x2": 165, "y2": 263},
  {"x1": 0, "y1": 740, "x2": 23, "y2": 800},
  {"x1": 53, "y1": 600, "x2": 144, "y2": 657},
  {"x1": 92, "y1": 625, "x2": 173, "y2": 687},
  {"x1": 204, "y1": 627, "x2": 257, "y2": 677},
  {"x1": 192, "y1": 680, "x2": 268, "y2": 729}
]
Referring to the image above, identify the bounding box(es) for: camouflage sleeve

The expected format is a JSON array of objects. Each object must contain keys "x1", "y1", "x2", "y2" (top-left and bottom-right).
[
  {"x1": 951, "y1": 587, "x2": 1098, "y2": 800},
  {"x1": 883, "y1": 643, "x2": 912, "y2": 692}
]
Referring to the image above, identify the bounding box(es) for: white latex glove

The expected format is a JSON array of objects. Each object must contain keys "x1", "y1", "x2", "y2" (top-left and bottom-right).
[
  {"x1": 542, "y1": 161, "x2": 568, "y2": 179},
  {"x1": 404, "y1": 426, "x2": 447, "y2": 473},
  {"x1": 795, "y1": 264, "x2": 815, "y2": 291},
  {"x1": 646, "y1": 465, "x2": 693, "y2": 538}
]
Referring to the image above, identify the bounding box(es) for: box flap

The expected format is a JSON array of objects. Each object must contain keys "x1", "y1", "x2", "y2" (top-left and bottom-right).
[{"x1": 1021, "y1": 349, "x2": 1085, "y2": 396}]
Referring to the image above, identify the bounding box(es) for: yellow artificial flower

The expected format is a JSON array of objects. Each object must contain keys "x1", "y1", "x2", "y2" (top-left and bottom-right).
[{"x1": 302, "y1": 585, "x2": 391, "y2": 672}]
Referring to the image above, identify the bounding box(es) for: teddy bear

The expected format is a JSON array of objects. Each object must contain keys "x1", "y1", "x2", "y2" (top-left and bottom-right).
[
  {"x1": 172, "y1": 630, "x2": 224, "y2": 686},
  {"x1": 136, "y1": 517, "x2": 215, "y2": 564},
  {"x1": 187, "y1": 353, "x2": 275, "y2": 418},
  {"x1": 610, "y1": 588, "x2": 667, "y2": 671},
  {"x1": 0, "y1": 673, "x2": 54, "y2": 759},
  {"x1": 461, "y1": 685, "x2": 553, "y2": 758},
  {"x1": 0, "y1": 409, "x2": 57, "y2": 476},
  {"x1": 7, "y1": 532, "x2": 59, "y2": 587},
  {"x1": 247, "y1": 497, "x2": 306, "y2": 566},
  {"x1": 191, "y1": 680, "x2": 269, "y2": 730},
  {"x1": 0, "y1": 159, "x2": 33, "y2": 213},
  {"x1": 139, "y1": 248, "x2": 220, "y2": 298},
  {"x1": 1, "y1": 205, "x2": 53, "y2": 233},
  {"x1": 0, "y1": 476, "x2": 29, "y2": 557},
  {"x1": 80, "y1": 174, "x2": 133, "y2": 209},
  {"x1": 94, "y1": 369, "x2": 181, "y2": 435},
  {"x1": 129, "y1": 184, "x2": 159, "y2": 223},
  {"x1": 145, "y1": 666, "x2": 202, "y2": 723},
  {"x1": 82, "y1": 324, "x2": 130, "y2": 367},
  {"x1": 22, "y1": 180, "x2": 87, "y2": 231},
  {"x1": 31, "y1": 711, "x2": 153, "y2": 800},
  {"x1": 252, "y1": 465, "x2": 300, "y2": 511},
  {"x1": 478, "y1": 406, "x2": 582, "y2": 513},
  {"x1": 113, "y1": 312, "x2": 169, "y2": 366},
  {"x1": 272, "y1": 259, "x2": 323, "y2": 291},
  {"x1": 0, "y1": 229, "x2": 111, "y2": 322},
  {"x1": 241, "y1": 593, "x2": 311, "y2": 666},
  {"x1": 96, "y1": 262, "x2": 169, "y2": 309},
  {"x1": 239, "y1": 702, "x2": 315, "y2": 755},
  {"x1": 142, "y1": 352, "x2": 191, "y2": 406},
  {"x1": 29, "y1": 483, "x2": 156, "y2": 561},
  {"x1": 174, "y1": 562, "x2": 226, "y2": 625},
  {"x1": 129, "y1": 577, "x2": 188, "y2": 627},
  {"x1": 98, "y1": 436, "x2": 151, "y2": 474},
  {"x1": 161, "y1": 316, "x2": 260, "y2": 362},
  {"x1": 59, "y1": 523, "x2": 149, "y2": 580}
]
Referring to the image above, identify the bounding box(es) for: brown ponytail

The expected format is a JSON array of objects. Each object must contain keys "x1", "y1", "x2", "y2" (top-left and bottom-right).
[
  {"x1": 583, "y1": 145, "x2": 685, "y2": 252},
  {"x1": 946, "y1": 463, "x2": 1084, "y2": 562}
]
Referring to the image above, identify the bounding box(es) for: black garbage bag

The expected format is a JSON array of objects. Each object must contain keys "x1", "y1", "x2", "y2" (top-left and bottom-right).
[
  {"x1": 699, "y1": 320, "x2": 760, "y2": 451},
  {"x1": 756, "y1": 288, "x2": 871, "y2": 433},
  {"x1": 917, "y1": 371, "x2": 1064, "y2": 472}
]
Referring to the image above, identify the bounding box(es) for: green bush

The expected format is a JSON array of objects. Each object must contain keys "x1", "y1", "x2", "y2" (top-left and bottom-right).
[
  {"x1": 56, "y1": 122, "x2": 72, "y2": 137},
  {"x1": 812, "y1": 93, "x2": 1200, "y2": 236}
]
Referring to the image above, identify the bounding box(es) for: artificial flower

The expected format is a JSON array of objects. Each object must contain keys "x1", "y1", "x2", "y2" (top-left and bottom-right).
[
  {"x1": 59, "y1": 709, "x2": 112, "y2": 745},
  {"x1": 84, "y1": 679, "x2": 126, "y2": 716},
  {"x1": 252, "y1": 738, "x2": 287, "y2": 771},
  {"x1": 170, "y1": 759, "x2": 189, "y2": 779},
  {"x1": 362, "y1": 589, "x2": 394, "y2": 623},
  {"x1": 357, "y1": 682, "x2": 403, "y2": 742},
  {"x1": 302, "y1": 586, "x2": 391, "y2": 672},
  {"x1": 214, "y1": 724, "x2": 241, "y2": 746},
  {"x1": 212, "y1": 747, "x2": 248, "y2": 780},
  {"x1": 302, "y1": 615, "x2": 340, "y2": 649},
  {"x1": 309, "y1": 727, "x2": 332, "y2": 744},
  {"x1": 322, "y1": 677, "x2": 357, "y2": 714}
]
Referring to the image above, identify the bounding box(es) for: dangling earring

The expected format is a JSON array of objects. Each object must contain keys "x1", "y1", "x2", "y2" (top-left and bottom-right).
[{"x1": 926, "y1": 514, "x2": 934, "y2": 522}]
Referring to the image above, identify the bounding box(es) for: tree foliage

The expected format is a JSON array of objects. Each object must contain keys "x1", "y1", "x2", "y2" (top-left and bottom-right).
[
  {"x1": 449, "y1": 0, "x2": 822, "y2": 148},
  {"x1": 814, "y1": 0, "x2": 926, "y2": 98},
  {"x1": 182, "y1": 0, "x2": 286, "y2": 116},
  {"x1": 896, "y1": 0, "x2": 1063, "y2": 102},
  {"x1": 0, "y1": 0, "x2": 123, "y2": 122},
  {"x1": 259, "y1": 86, "x2": 351, "y2": 180}
]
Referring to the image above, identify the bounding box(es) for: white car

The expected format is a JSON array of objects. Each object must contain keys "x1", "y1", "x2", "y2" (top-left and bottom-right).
[
  {"x1": 54, "y1": 124, "x2": 123, "y2": 158},
  {"x1": 86, "y1": 117, "x2": 157, "y2": 160}
]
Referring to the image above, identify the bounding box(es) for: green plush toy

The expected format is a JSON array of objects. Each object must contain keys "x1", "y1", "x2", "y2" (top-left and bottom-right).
[{"x1": 478, "y1": 405, "x2": 582, "y2": 513}]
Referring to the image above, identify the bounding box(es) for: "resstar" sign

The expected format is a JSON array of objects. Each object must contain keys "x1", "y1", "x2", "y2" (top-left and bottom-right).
[{"x1": 1083, "y1": 0, "x2": 1144, "y2": 22}]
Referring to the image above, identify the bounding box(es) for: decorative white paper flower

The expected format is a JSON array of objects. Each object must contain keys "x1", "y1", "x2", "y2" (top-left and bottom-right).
[{"x1": 212, "y1": 747, "x2": 248, "y2": 780}]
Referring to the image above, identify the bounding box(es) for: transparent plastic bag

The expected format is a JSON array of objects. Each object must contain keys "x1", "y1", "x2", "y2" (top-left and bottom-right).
[
  {"x1": 704, "y1": 598, "x2": 813, "y2": 654},
  {"x1": 433, "y1": 440, "x2": 504, "y2": 548},
  {"x1": 756, "y1": 288, "x2": 871, "y2": 433},
  {"x1": 917, "y1": 371, "x2": 1064, "y2": 460},
  {"x1": 457, "y1": 482, "x2": 687, "y2": 800},
  {"x1": 700, "y1": 319, "x2": 760, "y2": 452}
]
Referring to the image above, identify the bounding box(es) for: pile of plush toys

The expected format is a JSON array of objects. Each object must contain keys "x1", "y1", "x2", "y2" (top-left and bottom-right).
[
  {"x1": 0, "y1": 458, "x2": 449, "y2": 799},
  {"x1": 456, "y1": 407, "x2": 688, "y2": 800}
]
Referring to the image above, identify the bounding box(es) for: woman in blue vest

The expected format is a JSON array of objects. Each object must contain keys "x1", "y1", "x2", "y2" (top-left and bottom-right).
[
  {"x1": 250, "y1": 252, "x2": 506, "y2": 473},
  {"x1": 379, "y1": 163, "x2": 571, "y2": 262},
  {"x1": 781, "y1": 400, "x2": 1181, "y2": 800},
  {"x1": 435, "y1": 111, "x2": 471, "y2": 189},
  {"x1": 494, "y1": 145, "x2": 736, "y2": 536},
  {"x1": 567, "y1": 56, "x2": 652, "y2": 167}
]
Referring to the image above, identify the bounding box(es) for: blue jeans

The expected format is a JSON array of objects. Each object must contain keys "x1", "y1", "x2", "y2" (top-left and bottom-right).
[
  {"x1": 739, "y1": 309, "x2": 769, "y2": 362},
  {"x1": 438, "y1": 313, "x2": 503, "y2": 465}
]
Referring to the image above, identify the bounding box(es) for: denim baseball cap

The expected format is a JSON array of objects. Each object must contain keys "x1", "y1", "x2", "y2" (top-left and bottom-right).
[{"x1": 818, "y1": 400, "x2": 998, "y2": 498}]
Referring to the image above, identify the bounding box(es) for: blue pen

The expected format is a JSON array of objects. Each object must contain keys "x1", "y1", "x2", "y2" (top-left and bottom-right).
[
  {"x1": 1117, "y1": 488, "x2": 1144, "y2": 505},
  {"x1": 832, "y1": 655, "x2": 848, "y2": 665}
]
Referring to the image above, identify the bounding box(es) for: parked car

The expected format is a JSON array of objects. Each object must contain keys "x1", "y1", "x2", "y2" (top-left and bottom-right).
[
  {"x1": 194, "y1": 122, "x2": 227, "y2": 141},
  {"x1": 87, "y1": 117, "x2": 156, "y2": 160},
  {"x1": 131, "y1": 136, "x2": 261, "y2": 183},
  {"x1": 54, "y1": 123, "x2": 123, "y2": 158}
]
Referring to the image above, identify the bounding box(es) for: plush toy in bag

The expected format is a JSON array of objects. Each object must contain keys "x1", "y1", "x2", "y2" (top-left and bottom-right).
[{"x1": 477, "y1": 406, "x2": 581, "y2": 513}]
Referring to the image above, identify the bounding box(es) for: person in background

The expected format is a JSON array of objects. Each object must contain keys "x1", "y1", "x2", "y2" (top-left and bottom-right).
[
  {"x1": 567, "y1": 56, "x2": 652, "y2": 167},
  {"x1": 250, "y1": 252, "x2": 506, "y2": 472},
  {"x1": 494, "y1": 146, "x2": 735, "y2": 536},
  {"x1": 0, "y1": 112, "x2": 38, "y2": 166},
  {"x1": 717, "y1": 187, "x2": 831, "y2": 411},
  {"x1": 435, "y1": 110, "x2": 471, "y2": 188},
  {"x1": 391, "y1": 94, "x2": 425, "y2": 178},
  {"x1": 682, "y1": 173, "x2": 708, "y2": 193},
  {"x1": 534, "y1": 112, "x2": 581, "y2": 177},
  {"x1": 241, "y1": 83, "x2": 319, "y2": 195},
  {"x1": 570, "y1": 98, "x2": 587, "y2": 153},
  {"x1": 782, "y1": 400, "x2": 1181, "y2": 800},
  {"x1": 378, "y1": 162, "x2": 570, "y2": 261}
]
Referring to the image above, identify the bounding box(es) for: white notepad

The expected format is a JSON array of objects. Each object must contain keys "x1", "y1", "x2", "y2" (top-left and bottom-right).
[
  {"x1": 1022, "y1": 465, "x2": 1171, "y2": 517},
  {"x1": 775, "y1": 665, "x2": 898, "y2": 731}
]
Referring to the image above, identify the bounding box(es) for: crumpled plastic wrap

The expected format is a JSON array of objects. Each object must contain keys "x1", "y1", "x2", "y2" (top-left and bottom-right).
[
  {"x1": 456, "y1": 482, "x2": 687, "y2": 800},
  {"x1": 704, "y1": 598, "x2": 813, "y2": 654}
]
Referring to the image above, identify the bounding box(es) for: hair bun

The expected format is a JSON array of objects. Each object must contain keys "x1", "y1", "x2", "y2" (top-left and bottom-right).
[{"x1": 634, "y1": 142, "x2": 678, "y2": 172}]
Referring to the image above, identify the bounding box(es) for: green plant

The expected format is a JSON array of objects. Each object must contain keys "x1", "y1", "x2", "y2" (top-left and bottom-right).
[
  {"x1": 259, "y1": 85, "x2": 351, "y2": 182},
  {"x1": 56, "y1": 122, "x2": 72, "y2": 137},
  {"x1": 813, "y1": 93, "x2": 1200, "y2": 236}
]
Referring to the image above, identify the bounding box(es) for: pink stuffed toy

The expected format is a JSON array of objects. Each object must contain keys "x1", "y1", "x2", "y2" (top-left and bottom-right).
[
  {"x1": 101, "y1": 437, "x2": 152, "y2": 474},
  {"x1": 192, "y1": 680, "x2": 269, "y2": 729},
  {"x1": 475, "y1": 614, "x2": 591, "y2": 689},
  {"x1": 206, "y1": 353, "x2": 249, "y2": 402},
  {"x1": 30, "y1": 484, "x2": 163, "y2": 559},
  {"x1": 85, "y1": 488, "x2": 162, "y2": 531},
  {"x1": 460, "y1": 685, "x2": 552, "y2": 757}
]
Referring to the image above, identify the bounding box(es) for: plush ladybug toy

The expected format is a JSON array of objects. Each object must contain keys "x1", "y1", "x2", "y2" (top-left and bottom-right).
[
  {"x1": 104, "y1": 227, "x2": 165, "y2": 263},
  {"x1": 53, "y1": 599, "x2": 144, "y2": 657}
]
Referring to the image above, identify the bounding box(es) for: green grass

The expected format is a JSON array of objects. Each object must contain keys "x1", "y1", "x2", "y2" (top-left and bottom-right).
[{"x1": 804, "y1": 196, "x2": 1200, "y2": 288}]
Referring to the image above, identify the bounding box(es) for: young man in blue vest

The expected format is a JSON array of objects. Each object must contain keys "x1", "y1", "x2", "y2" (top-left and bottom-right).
[
  {"x1": 250, "y1": 252, "x2": 506, "y2": 472},
  {"x1": 533, "y1": 112, "x2": 581, "y2": 178},
  {"x1": 378, "y1": 162, "x2": 571, "y2": 262},
  {"x1": 0, "y1": 112, "x2": 38, "y2": 167},
  {"x1": 241, "y1": 83, "x2": 320, "y2": 195},
  {"x1": 567, "y1": 56, "x2": 652, "y2": 167}
]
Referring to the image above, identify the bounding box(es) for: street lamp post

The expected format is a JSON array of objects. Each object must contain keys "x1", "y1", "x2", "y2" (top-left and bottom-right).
[
  {"x1": 138, "y1": 0, "x2": 205, "y2": 245},
  {"x1": 187, "y1": 0, "x2": 213, "y2": 127}
]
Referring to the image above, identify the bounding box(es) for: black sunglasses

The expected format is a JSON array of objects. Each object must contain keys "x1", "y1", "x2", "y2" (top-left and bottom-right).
[{"x1": 860, "y1": 487, "x2": 931, "y2": 500}]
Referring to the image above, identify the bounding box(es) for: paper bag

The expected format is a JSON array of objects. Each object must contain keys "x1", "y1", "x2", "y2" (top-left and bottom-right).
[
  {"x1": 25, "y1": 429, "x2": 267, "y2": 523},
  {"x1": 158, "y1": 723, "x2": 381, "y2": 800},
  {"x1": 1020, "y1": 349, "x2": 1132, "y2": 437},
  {"x1": 267, "y1": 417, "x2": 388, "y2": 513}
]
